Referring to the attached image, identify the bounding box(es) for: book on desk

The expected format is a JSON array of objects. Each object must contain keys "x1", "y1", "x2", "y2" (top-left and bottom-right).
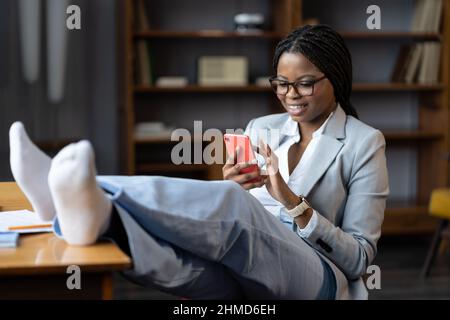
[{"x1": 0, "y1": 232, "x2": 19, "y2": 248}]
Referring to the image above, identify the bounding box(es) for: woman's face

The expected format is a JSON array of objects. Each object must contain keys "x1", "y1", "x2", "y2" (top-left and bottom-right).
[{"x1": 275, "y1": 52, "x2": 336, "y2": 124}]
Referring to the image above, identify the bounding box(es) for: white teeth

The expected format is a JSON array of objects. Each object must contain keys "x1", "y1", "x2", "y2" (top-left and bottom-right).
[{"x1": 288, "y1": 104, "x2": 307, "y2": 110}]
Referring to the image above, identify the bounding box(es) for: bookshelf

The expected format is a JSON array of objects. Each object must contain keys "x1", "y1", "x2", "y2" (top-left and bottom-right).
[
  {"x1": 120, "y1": 0, "x2": 450, "y2": 234},
  {"x1": 120, "y1": 0, "x2": 298, "y2": 180},
  {"x1": 301, "y1": 0, "x2": 450, "y2": 234}
]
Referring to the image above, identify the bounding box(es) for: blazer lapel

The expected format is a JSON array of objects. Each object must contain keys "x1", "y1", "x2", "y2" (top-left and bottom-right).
[
  {"x1": 300, "y1": 135, "x2": 344, "y2": 197},
  {"x1": 297, "y1": 104, "x2": 348, "y2": 197}
]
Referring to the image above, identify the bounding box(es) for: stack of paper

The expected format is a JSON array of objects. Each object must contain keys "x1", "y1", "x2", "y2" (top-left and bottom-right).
[
  {"x1": 156, "y1": 76, "x2": 188, "y2": 88},
  {"x1": 0, "y1": 210, "x2": 53, "y2": 233},
  {"x1": 135, "y1": 122, "x2": 175, "y2": 140},
  {"x1": 0, "y1": 232, "x2": 19, "y2": 248}
]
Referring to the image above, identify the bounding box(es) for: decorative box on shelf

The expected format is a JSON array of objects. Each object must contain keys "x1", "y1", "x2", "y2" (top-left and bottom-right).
[{"x1": 198, "y1": 56, "x2": 248, "y2": 86}]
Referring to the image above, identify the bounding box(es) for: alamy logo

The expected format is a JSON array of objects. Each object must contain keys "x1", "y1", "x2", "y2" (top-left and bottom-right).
[
  {"x1": 366, "y1": 5, "x2": 381, "y2": 30},
  {"x1": 66, "y1": 5, "x2": 81, "y2": 30},
  {"x1": 169, "y1": 121, "x2": 281, "y2": 167},
  {"x1": 66, "y1": 265, "x2": 81, "y2": 290},
  {"x1": 365, "y1": 264, "x2": 381, "y2": 290}
]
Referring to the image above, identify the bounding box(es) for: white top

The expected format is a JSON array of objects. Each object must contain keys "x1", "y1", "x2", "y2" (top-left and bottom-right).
[{"x1": 249, "y1": 111, "x2": 334, "y2": 237}]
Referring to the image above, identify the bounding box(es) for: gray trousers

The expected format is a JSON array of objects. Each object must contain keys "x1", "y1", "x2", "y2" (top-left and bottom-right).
[{"x1": 90, "y1": 176, "x2": 336, "y2": 299}]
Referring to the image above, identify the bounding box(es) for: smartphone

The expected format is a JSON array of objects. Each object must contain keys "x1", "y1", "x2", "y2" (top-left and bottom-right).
[{"x1": 224, "y1": 133, "x2": 260, "y2": 183}]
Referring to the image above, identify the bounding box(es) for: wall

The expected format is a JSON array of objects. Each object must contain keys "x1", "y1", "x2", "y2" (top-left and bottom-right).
[{"x1": 0, "y1": 0, "x2": 119, "y2": 180}]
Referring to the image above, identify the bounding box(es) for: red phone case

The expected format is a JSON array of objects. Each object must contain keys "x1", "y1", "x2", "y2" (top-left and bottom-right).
[{"x1": 224, "y1": 134, "x2": 259, "y2": 183}]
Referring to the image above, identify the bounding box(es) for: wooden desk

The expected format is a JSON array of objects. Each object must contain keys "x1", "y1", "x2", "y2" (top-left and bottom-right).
[{"x1": 0, "y1": 182, "x2": 132, "y2": 299}]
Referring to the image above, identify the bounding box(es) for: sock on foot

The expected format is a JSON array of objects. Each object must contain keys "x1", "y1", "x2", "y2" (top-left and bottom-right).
[
  {"x1": 48, "y1": 140, "x2": 112, "y2": 246},
  {"x1": 9, "y1": 121, "x2": 56, "y2": 221}
]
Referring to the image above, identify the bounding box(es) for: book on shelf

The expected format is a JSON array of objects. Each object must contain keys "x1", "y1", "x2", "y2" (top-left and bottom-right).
[
  {"x1": 390, "y1": 45, "x2": 414, "y2": 83},
  {"x1": 404, "y1": 44, "x2": 424, "y2": 83},
  {"x1": 418, "y1": 42, "x2": 441, "y2": 84},
  {"x1": 135, "y1": 0, "x2": 150, "y2": 31},
  {"x1": 136, "y1": 40, "x2": 153, "y2": 85},
  {"x1": 391, "y1": 41, "x2": 441, "y2": 84},
  {"x1": 429, "y1": 42, "x2": 441, "y2": 83},
  {"x1": 411, "y1": 0, "x2": 442, "y2": 33}
]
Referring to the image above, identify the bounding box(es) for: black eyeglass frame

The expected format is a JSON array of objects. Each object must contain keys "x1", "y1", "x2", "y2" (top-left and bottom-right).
[{"x1": 269, "y1": 75, "x2": 327, "y2": 96}]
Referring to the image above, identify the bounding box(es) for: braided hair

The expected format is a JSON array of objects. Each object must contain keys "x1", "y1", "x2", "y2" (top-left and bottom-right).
[{"x1": 273, "y1": 24, "x2": 358, "y2": 119}]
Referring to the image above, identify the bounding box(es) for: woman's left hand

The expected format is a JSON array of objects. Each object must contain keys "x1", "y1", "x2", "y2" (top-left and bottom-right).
[{"x1": 257, "y1": 141, "x2": 301, "y2": 210}]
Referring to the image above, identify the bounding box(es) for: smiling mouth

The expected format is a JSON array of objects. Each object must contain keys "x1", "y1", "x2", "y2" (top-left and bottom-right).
[{"x1": 288, "y1": 104, "x2": 308, "y2": 110}]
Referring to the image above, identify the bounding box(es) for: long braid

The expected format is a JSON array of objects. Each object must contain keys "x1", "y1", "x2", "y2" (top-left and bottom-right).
[{"x1": 273, "y1": 25, "x2": 358, "y2": 119}]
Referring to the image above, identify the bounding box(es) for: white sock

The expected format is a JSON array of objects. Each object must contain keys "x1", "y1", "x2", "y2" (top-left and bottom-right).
[
  {"x1": 48, "y1": 140, "x2": 112, "y2": 246},
  {"x1": 9, "y1": 121, "x2": 56, "y2": 221}
]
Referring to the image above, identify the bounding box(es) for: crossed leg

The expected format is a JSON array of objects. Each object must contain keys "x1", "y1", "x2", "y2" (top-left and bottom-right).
[
  {"x1": 8, "y1": 122, "x2": 334, "y2": 299},
  {"x1": 8, "y1": 122, "x2": 244, "y2": 298}
]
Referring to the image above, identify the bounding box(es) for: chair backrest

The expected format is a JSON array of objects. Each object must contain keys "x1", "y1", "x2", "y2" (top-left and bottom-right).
[
  {"x1": 429, "y1": 188, "x2": 450, "y2": 220},
  {"x1": 0, "y1": 182, "x2": 32, "y2": 211}
]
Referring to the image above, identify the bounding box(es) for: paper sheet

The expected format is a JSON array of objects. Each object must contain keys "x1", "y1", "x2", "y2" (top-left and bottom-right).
[{"x1": 0, "y1": 210, "x2": 53, "y2": 233}]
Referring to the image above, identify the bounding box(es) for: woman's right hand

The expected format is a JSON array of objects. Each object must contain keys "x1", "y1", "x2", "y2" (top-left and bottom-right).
[{"x1": 222, "y1": 147, "x2": 267, "y2": 190}]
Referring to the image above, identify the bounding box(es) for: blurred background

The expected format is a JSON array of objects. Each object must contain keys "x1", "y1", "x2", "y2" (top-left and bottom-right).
[{"x1": 0, "y1": 0, "x2": 449, "y2": 299}]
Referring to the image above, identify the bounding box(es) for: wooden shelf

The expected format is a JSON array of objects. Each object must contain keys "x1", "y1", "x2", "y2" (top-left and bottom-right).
[
  {"x1": 135, "y1": 85, "x2": 272, "y2": 93},
  {"x1": 135, "y1": 134, "x2": 204, "y2": 144},
  {"x1": 385, "y1": 198, "x2": 428, "y2": 213},
  {"x1": 340, "y1": 31, "x2": 442, "y2": 40},
  {"x1": 382, "y1": 200, "x2": 436, "y2": 234},
  {"x1": 134, "y1": 131, "x2": 443, "y2": 144},
  {"x1": 134, "y1": 30, "x2": 283, "y2": 39},
  {"x1": 136, "y1": 163, "x2": 210, "y2": 173},
  {"x1": 383, "y1": 207, "x2": 437, "y2": 235},
  {"x1": 383, "y1": 131, "x2": 444, "y2": 141},
  {"x1": 135, "y1": 30, "x2": 441, "y2": 41},
  {"x1": 352, "y1": 83, "x2": 444, "y2": 91},
  {"x1": 135, "y1": 83, "x2": 444, "y2": 93}
]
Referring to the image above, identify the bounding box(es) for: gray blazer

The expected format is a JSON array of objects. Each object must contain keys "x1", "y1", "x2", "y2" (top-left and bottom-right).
[{"x1": 245, "y1": 105, "x2": 389, "y2": 299}]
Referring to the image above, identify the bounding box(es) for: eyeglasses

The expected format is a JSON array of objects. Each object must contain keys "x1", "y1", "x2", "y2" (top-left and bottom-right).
[{"x1": 269, "y1": 75, "x2": 327, "y2": 96}]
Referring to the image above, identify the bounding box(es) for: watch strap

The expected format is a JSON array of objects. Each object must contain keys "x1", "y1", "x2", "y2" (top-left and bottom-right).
[{"x1": 286, "y1": 197, "x2": 311, "y2": 218}]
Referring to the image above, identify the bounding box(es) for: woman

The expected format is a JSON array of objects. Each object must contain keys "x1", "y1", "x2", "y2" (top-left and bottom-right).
[
  {"x1": 9, "y1": 25, "x2": 388, "y2": 300},
  {"x1": 223, "y1": 24, "x2": 389, "y2": 299}
]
